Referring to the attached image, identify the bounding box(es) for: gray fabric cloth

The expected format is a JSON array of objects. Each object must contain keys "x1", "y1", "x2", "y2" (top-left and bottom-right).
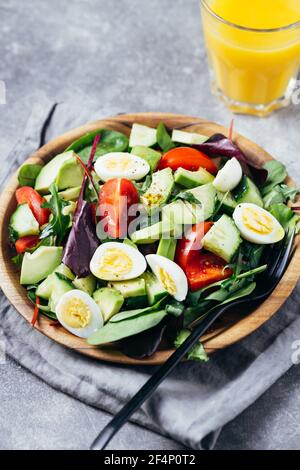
[{"x1": 0, "y1": 96, "x2": 299, "y2": 450}]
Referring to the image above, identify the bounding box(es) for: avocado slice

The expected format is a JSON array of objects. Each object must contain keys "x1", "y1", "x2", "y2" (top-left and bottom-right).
[
  {"x1": 35, "y1": 151, "x2": 84, "y2": 194},
  {"x1": 140, "y1": 168, "x2": 174, "y2": 213},
  {"x1": 36, "y1": 263, "x2": 75, "y2": 299},
  {"x1": 44, "y1": 186, "x2": 81, "y2": 202},
  {"x1": 131, "y1": 146, "x2": 161, "y2": 172},
  {"x1": 48, "y1": 273, "x2": 74, "y2": 312},
  {"x1": 10, "y1": 203, "x2": 39, "y2": 239},
  {"x1": 20, "y1": 246, "x2": 63, "y2": 285},
  {"x1": 73, "y1": 274, "x2": 97, "y2": 296},
  {"x1": 130, "y1": 220, "x2": 175, "y2": 244},
  {"x1": 93, "y1": 287, "x2": 124, "y2": 322},
  {"x1": 174, "y1": 167, "x2": 214, "y2": 189}
]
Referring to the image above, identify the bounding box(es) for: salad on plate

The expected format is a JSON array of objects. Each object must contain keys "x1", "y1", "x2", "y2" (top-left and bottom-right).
[{"x1": 9, "y1": 121, "x2": 300, "y2": 360}]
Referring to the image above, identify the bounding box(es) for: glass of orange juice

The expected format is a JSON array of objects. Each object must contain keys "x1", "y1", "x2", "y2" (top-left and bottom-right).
[{"x1": 200, "y1": 0, "x2": 300, "y2": 116}]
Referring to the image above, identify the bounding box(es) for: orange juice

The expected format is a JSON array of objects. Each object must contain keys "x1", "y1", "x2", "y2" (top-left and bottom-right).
[{"x1": 201, "y1": 0, "x2": 300, "y2": 115}]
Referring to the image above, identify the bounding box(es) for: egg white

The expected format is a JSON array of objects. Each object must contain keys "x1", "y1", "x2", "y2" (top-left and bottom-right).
[
  {"x1": 90, "y1": 242, "x2": 147, "y2": 281},
  {"x1": 94, "y1": 152, "x2": 150, "y2": 182},
  {"x1": 146, "y1": 254, "x2": 188, "y2": 301},
  {"x1": 233, "y1": 203, "x2": 285, "y2": 244},
  {"x1": 213, "y1": 157, "x2": 242, "y2": 192},
  {"x1": 56, "y1": 290, "x2": 103, "y2": 339}
]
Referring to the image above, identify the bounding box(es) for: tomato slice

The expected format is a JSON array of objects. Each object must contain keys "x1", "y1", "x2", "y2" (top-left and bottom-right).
[
  {"x1": 175, "y1": 221, "x2": 213, "y2": 271},
  {"x1": 16, "y1": 187, "x2": 50, "y2": 226},
  {"x1": 15, "y1": 235, "x2": 40, "y2": 254},
  {"x1": 158, "y1": 147, "x2": 218, "y2": 174},
  {"x1": 186, "y1": 253, "x2": 233, "y2": 291},
  {"x1": 98, "y1": 178, "x2": 139, "y2": 238}
]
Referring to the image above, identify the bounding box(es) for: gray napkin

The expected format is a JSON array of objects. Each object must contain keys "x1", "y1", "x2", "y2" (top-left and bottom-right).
[{"x1": 1, "y1": 96, "x2": 299, "y2": 450}]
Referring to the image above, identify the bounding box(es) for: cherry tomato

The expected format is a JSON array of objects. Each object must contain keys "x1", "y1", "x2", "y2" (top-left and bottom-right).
[
  {"x1": 158, "y1": 147, "x2": 218, "y2": 174},
  {"x1": 16, "y1": 187, "x2": 50, "y2": 226},
  {"x1": 175, "y1": 222, "x2": 213, "y2": 271},
  {"x1": 15, "y1": 235, "x2": 40, "y2": 254},
  {"x1": 98, "y1": 178, "x2": 139, "y2": 238},
  {"x1": 186, "y1": 252, "x2": 233, "y2": 291}
]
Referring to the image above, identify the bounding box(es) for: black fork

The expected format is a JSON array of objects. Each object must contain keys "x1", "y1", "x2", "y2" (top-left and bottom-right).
[{"x1": 90, "y1": 230, "x2": 296, "y2": 450}]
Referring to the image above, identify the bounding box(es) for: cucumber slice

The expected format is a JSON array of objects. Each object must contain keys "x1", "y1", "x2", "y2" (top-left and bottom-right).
[
  {"x1": 202, "y1": 214, "x2": 242, "y2": 262},
  {"x1": 233, "y1": 176, "x2": 263, "y2": 207},
  {"x1": 174, "y1": 167, "x2": 214, "y2": 189},
  {"x1": 129, "y1": 124, "x2": 157, "y2": 148},
  {"x1": 171, "y1": 129, "x2": 208, "y2": 145},
  {"x1": 111, "y1": 278, "x2": 148, "y2": 309},
  {"x1": 216, "y1": 191, "x2": 237, "y2": 215},
  {"x1": 10, "y1": 204, "x2": 39, "y2": 239},
  {"x1": 141, "y1": 272, "x2": 167, "y2": 305},
  {"x1": 36, "y1": 263, "x2": 75, "y2": 300}
]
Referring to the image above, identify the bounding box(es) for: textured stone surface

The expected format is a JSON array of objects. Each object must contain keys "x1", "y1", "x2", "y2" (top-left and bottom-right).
[{"x1": 0, "y1": 0, "x2": 300, "y2": 450}]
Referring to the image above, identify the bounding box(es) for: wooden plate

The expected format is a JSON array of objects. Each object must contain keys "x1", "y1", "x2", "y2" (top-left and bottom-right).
[{"x1": 0, "y1": 113, "x2": 299, "y2": 365}]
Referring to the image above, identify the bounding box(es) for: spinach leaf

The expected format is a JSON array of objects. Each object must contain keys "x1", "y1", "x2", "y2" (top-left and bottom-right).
[
  {"x1": 174, "y1": 329, "x2": 209, "y2": 362},
  {"x1": 8, "y1": 225, "x2": 18, "y2": 243},
  {"x1": 187, "y1": 282, "x2": 256, "y2": 329},
  {"x1": 40, "y1": 183, "x2": 71, "y2": 244},
  {"x1": 88, "y1": 310, "x2": 168, "y2": 345},
  {"x1": 11, "y1": 253, "x2": 23, "y2": 267},
  {"x1": 66, "y1": 129, "x2": 129, "y2": 164},
  {"x1": 18, "y1": 164, "x2": 43, "y2": 187},
  {"x1": 156, "y1": 122, "x2": 176, "y2": 152},
  {"x1": 262, "y1": 160, "x2": 287, "y2": 196},
  {"x1": 110, "y1": 296, "x2": 168, "y2": 323},
  {"x1": 269, "y1": 203, "x2": 299, "y2": 233}
]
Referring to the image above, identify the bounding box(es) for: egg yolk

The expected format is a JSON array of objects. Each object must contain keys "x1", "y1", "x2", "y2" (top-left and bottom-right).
[
  {"x1": 242, "y1": 207, "x2": 273, "y2": 235},
  {"x1": 60, "y1": 297, "x2": 91, "y2": 329},
  {"x1": 158, "y1": 267, "x2": 177, "y2": 296},
  {"x1": 98, "y1": 248, "x2": 133, "y2": 279},
  {"x1": 105, "y1": 156, "x2": 133, "y2": 172}
]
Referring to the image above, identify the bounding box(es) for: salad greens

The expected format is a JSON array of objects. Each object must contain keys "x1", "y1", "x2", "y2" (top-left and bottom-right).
[
  {"x1": 66, "y1": 129, "x2": 129, "y2": 164},
  {"x1": 9, "y1": 121, "x2": 299, "y2": 362},
  {"x1": 40, "y1": 183, "x2": 71, "y2": 245}
]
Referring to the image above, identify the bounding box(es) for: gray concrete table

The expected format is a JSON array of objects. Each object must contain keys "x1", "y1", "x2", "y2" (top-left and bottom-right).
[{"x1": 1, "y1": 0, "x2": 300, "y2": 450}]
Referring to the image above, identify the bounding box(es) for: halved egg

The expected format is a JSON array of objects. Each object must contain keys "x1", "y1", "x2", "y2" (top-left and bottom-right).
[
  {"x1": 213, "y1": 157, "x2": 242, "y2": 192},
  {"x1": 94, "y1": 152, "x2": 150, "y2": 182},
  {"x1": 90, "y1": 242, "x2": 147, "y2": 281},
  {"x1": 56, "y1": 290, "x2": 103, "y2": 338},
  {"x1": 146, "y1": 254, "x2": 188, "y2": 301},
  {"x1": 233, "y1": 203, "x2": 285, "y2": 244}
]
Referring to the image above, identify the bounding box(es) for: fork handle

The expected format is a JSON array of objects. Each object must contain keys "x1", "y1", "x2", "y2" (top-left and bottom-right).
[{"x1": 90, "y1": 301, "x2": 234, "y2": 450}]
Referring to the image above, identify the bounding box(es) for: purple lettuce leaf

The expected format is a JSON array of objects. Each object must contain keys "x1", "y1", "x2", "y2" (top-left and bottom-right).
[
  {"x1": 62, "y1": 200, "x2": 99, "y2": 278},
  {"x1": 193, "y1": 133, "x2": 268, "y2": 186},
  {"x1": 62, "y1": 135, "x2": 100, "y2": 277}
]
